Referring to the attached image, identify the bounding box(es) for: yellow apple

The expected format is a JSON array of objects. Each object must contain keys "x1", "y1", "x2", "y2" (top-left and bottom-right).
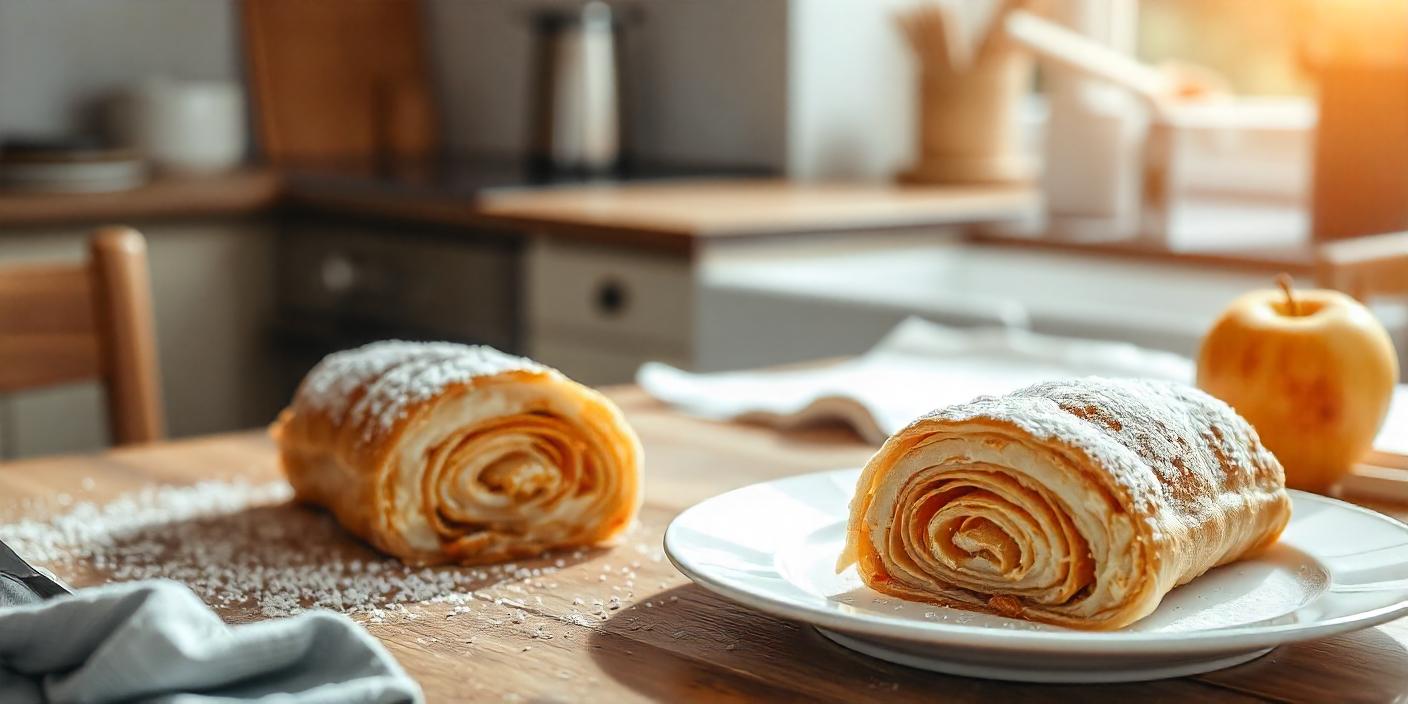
[{"x1": 1197, "y1": 276, "x2": 1399, "y2": 492}]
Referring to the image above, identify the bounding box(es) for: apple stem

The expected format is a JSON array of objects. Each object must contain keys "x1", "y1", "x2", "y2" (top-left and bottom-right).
[{"x1": 1277, "y1": 273, "x2": 1299, "y2": 316}]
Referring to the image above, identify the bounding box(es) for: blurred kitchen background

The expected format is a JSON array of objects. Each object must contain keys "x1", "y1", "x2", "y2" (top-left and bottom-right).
[{"x1": 0, "y1": 0, "x2": 1405, "y2": 457}]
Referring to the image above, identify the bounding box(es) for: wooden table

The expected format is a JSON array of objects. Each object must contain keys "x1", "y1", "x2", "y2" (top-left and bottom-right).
[{"x1": 2, "y1": 387, "x2": 1405, "y2": 702}]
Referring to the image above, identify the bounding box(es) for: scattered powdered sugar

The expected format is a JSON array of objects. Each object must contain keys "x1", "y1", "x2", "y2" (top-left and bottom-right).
[
  {"x1": 0, "y1": 479, "x2": 688, "y2": 638},
  {"x1": 0, "y1": 480, "x2": 559, "y2": 620},
  {"x1": 0, "y1": 481, "x2": 296, "y2": 564}
]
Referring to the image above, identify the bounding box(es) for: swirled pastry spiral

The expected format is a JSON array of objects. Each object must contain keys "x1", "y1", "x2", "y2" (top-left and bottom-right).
[
  {"x1": 839, "y1": 378, "x2": 1291, "y2": 630},
  {"x1": 274, "y1": 341, "x2": 642, "y2": 566}
]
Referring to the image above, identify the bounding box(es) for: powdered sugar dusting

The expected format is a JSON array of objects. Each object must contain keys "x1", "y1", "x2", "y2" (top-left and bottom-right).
[
  {"x1": 296, "y1": 341, "x2": 547, "y2": 436},
  {"x1": 926, "y1": 377, "x2": 1285, "y2": 522},
  {"x1": 0, "y1": 481, "x2": 295, "y2": 565},
  {"x1": 352, "y1": 348, "x2": 545, "y2": 434}
]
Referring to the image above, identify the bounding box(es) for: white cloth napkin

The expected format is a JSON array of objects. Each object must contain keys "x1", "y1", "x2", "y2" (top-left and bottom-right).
[
  {"x1": 0, "y1": 580, "x2": 422, "y2": 704},
  {"x1": 638, "y1": 317, "x2": 1196, "y2": 444},
  {"x1": 641, "y1": 317, "x2": 1408, "y2": 455}
]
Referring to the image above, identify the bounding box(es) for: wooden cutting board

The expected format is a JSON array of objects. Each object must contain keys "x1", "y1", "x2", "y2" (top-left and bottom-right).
[{"x1": 242, "y1": 0, "x2": 439, "y2": 163}]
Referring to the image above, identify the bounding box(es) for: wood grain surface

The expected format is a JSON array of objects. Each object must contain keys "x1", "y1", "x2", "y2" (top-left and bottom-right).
[
  {"x1": 475, "y1": 180, "x2": 1039, "y2": 247},
  {"x1": 242, "y1": 0, "x2": 438, "y2": 163},
  {"x1": 1, "y1": 387, "x2": 1405, "y2": 702}
]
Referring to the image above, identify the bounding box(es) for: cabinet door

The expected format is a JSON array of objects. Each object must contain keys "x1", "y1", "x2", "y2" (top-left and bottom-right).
[
  {"x1": 523, "y1": 237, "x2": 695, "y2": 384},
  {"x1": 278, "y1": 223, "x2": 520, "y2": 351},
  {"x1": 525, "y1": 238, "x2": 693, "y2": 349}
]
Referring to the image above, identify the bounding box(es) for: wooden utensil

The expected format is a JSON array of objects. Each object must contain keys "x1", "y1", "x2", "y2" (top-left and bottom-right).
[
  {"x1": 1002, "y1": 9, "x2": 1169, "y2": 107},
  {"x1": 897, "y1": 3, "x2": 966, "y2": 72}
]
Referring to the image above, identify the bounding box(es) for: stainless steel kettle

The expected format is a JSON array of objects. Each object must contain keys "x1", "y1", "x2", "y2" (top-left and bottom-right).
[{"x1": 528, "y1": 1, "x2": 626, "y2": 175}]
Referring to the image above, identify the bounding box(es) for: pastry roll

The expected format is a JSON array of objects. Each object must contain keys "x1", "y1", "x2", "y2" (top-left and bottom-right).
[
  {"x1": 839, "y1": 378, "x2": 1291, "y2": 630},
  {"x1": 274, "y1": 341, "x2": 643, "y2": 566}
]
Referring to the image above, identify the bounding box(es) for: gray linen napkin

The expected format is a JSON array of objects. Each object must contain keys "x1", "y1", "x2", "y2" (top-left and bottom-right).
[
  {"x1": 0, "y1": 574, "x2": 35, "y2": 610},
  {"x1": 0, "y1": 580, "x2": 422, "y2": 704}
]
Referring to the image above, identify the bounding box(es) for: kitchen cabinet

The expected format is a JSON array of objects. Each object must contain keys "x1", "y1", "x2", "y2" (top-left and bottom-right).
[
  {"x1": 480, "y1": 180, "x2": 1041, "y2": 385},
  {"x1": 263, "y1": 176, "x2": 1042, "y2": 386},
  {"x1": 524, "y1": 230, "x2": 1014, "y2": 384},
  {"x1": 0, "y1": 219, "x2": 283, "y2": 458}
]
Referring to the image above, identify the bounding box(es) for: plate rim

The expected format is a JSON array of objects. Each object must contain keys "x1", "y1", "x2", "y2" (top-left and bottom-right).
[{"x1": 664, "y1": 468, "x2": 1408, "y2": 656}]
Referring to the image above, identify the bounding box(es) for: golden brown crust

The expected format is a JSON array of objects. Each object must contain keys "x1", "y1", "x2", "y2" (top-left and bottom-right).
[
  {"x1": 274, "y1": 341, "x2": 643, "y2": 566},
  {"x1": 839, "y1": 378, "x2": 1291, "y2": 630}
]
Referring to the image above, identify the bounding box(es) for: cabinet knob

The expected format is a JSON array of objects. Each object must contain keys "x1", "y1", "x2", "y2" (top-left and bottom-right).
[
  {"x1": 320, "y1": 253, "x2": 357, "y2": 294},
  {"x1": 594, "y1": 278, "x2": 629, "y2": 317}
]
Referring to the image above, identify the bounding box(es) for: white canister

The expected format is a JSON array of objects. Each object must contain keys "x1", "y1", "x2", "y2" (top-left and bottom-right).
[{"x1": 115, "y1": 78, "x2": 247, "y2": 174}]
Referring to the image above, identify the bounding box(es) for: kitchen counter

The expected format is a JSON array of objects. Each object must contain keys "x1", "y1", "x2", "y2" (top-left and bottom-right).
[
  {"x1": 971, "y1": 230, "x2": 1315, "y2": 274},
  {"x1": 473, "y1": 180, "x2": 1038, "y2": 251},
  {"x1": 0, "y1": 168, "x2": 281, "y2": 226},
  {"x1": 0, "y1": 164, "x2": 1312, "y2": 269},
  {"x1": 2, "y1": 385, "x2": 1400, "y2": 702},
  {"x1": 282, "y1": 174, "x2": 1040, "y2": 253},
  {"x1": 0, "y1": 164, "x2": 1037, "y2": 252}
]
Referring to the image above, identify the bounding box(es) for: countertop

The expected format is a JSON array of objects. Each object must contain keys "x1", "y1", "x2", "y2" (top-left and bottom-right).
[
  {"x1": 473, "y1": 180, "x2": 1037, "y2": 248},
  {"x1": 283, "y1": 170, "x2": 1041, "y2": 252},
  {"x1": 0, "y1": 386, "x2": 1401, "y2": 702},
  {"x1": 0, "y1": 163, "x2": 1314, "y2": 266},
  {"x1": 0, "y1": 168, "x2": 281, "y2": 227}
]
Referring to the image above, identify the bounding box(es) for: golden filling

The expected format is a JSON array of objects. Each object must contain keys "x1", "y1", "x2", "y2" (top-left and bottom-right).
[
  {"x1": 419, "y1": 413, "x2": 607, "y2": 541},
  {"x1": 890, "y1": 465, "x2": 1095, "y2": 606}
]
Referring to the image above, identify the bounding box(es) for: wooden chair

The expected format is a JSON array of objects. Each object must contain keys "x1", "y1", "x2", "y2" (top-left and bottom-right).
[
  {"x1": 1316, "y1": 230, "x2": 1408, "y2": 302},
  {"x1": 0, "y1": 226, "x2": 164, "y2": 447}
]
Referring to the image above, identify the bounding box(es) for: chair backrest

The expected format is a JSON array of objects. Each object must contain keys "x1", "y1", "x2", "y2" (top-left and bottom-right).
[
  {"x1": 0, "y1": 226, "x2": 165, "y2": 446},
  {"x1": 1315, "y1": 231, "x2": 1408, "y2": 302}
]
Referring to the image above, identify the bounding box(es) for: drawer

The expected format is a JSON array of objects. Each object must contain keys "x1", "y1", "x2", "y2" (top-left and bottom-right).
[
  {"x1": 279, "y1": 225, "x2": 520, "y2": 346},
  {"x1": 529, "y1": 334, "x2": 690, "y2": 387},
  {"x1": 524, "y1": 238, "x2": 694, "y2": 350}
]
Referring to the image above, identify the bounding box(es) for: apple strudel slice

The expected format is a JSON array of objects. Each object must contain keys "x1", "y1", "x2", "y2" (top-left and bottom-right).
[
  {"x1": 274, "y1": 341, "x2": 643, "y2": 566},
  {"x1": 839, "y1": 378, "x2": 1291, "y2": 630}
]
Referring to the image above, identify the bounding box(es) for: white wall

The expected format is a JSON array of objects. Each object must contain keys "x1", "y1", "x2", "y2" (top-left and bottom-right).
[
  {"x1": 425, "y1": 0, "x2": 918, "y2": 179},
  {"x1": 0, "y1": 0, "x2": 914, "y2": 180},
  {"x1": 0, "y1": 0, "x2": 238, "y2": 138},
  {"x1": 0, "y1": 0, "x2": 790, "y2": 172},
  {"x1": 423, "y1": 0, "x2": 789, "y2": 170},
  {"x1": 787, "y1": 0, "x2": 919, "y2": 181}
]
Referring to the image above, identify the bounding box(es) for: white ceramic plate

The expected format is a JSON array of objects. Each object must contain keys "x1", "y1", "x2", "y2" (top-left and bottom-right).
[{"x1": 664, "y1": 469, "x2": 1408, "y2": 683}]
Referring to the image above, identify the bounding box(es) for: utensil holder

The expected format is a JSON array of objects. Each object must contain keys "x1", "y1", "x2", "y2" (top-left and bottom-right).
[{"x1": 899, "y1": 49, "x2": 1034, "y2": 185}]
